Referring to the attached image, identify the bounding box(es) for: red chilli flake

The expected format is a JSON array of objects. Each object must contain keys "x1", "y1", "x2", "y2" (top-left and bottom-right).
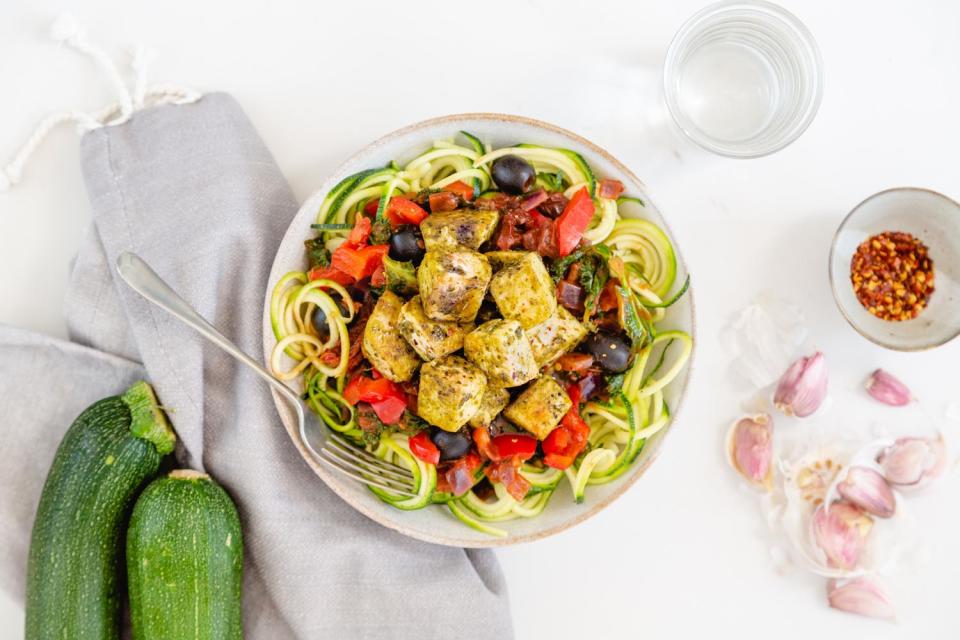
[{"x1": 850, "y1": 231, "x2": 934, "y2": 321}]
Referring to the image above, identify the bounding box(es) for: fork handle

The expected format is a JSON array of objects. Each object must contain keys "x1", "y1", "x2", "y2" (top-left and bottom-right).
[{"x1": 115, "y1": 252, "x2": 303, "y2": 410}]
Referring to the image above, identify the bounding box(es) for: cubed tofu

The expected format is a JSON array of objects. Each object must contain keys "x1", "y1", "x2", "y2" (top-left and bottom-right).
[
  {"x1": 489, "y1": 252, "x2": 557, "y2": 329},
  {"x1": 467, "y1": 385, "x2": 511, "y2": 428},
  {"x1": 463, "y1": 319, "x2": 538, "y2": 388},
  {"x1": 503, "y1": 376, "x2": 572, "y2": 440},
  {"x1": 484, "y1": 250, "x2": 527, "y2": 272},
  {"x1": 417, "y1": 248, "x2": 492, "y2": 323},
  {"x1": 417, "y1": 355, "x2": 488, "y2": 432},
  {"x1": 421, "y1": 209, "x2": 500, "y2": 251},
  {"x1": 526, "y1": 306, "x2": 589, "y2": 367},
  {"x1": 397, "y1": 296, "x2": 472, "y2": 361},
  {"x1": 361, "y1": 290, "x2": 421, "y2": 382}
]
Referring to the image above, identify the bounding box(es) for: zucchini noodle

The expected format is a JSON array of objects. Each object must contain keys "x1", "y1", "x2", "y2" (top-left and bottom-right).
[{"x1": 269, "y1": 131, "x2": 692, "y2": 535}]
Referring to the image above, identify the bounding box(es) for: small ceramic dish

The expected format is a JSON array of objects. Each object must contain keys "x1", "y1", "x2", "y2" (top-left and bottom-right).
[
  {"x1": 829, "y1": 187, "x2": 960, "y2": 351},
  {"x1": 262, "y1": 114, "x2": 695, "y2": 547}
]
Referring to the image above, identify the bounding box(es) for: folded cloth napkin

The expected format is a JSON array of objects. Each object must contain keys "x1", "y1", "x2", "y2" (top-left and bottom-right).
[{"x1": 0, "y1": 92, "x2": 512, "y2": 639}]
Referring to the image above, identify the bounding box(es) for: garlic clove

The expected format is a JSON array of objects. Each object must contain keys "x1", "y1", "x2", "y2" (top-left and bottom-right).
[
  {"x1": 836, "y1": 466, "x2": 896, "y2": 518},
  {"x1": 878, "y1": 434, "x2": 947, "y2": 490},
  {"x1": 774, "y1": 351, "x2": 828, "y2": 418},
  {"x1": 726, "y1": 414, "x2": 774, "y2": 489},
  {"x1": 812, "y1": 501, "x2": 873, "y2": 570},
  {"x1": 827, "y1": 577, "x2": 896, "y2": 621},
  {"x1": 865, "y1": 369, "x2": 912, "y2": 406}
]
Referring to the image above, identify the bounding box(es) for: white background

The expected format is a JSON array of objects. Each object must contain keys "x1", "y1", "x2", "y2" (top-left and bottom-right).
[{"x1": 1, "y1": 0, "x2": 958, "y2": 637}]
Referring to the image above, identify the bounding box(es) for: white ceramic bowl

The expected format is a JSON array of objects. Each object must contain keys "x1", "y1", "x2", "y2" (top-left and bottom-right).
[
  {"x1": 829, "y1": 187, "x2": 960, "y2": 351},
  {"x1": 262, "y1": 114, "x2": 695, "y2": 547}
]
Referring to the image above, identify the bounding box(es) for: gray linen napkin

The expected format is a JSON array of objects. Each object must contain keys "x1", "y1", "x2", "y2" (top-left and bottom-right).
[{"x1": 0, "y1": 92, "x2": 512, "y2": 639}]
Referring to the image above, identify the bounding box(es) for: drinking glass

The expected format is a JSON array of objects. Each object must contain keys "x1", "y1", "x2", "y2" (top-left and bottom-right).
[{"x1": 663, "y1": 0, "x2": 823, "y2": 158}]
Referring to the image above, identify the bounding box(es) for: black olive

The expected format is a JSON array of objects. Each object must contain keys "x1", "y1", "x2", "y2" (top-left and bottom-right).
[
  {"x1": 585, "y1": 332, "x2": 631, "y2": 373},
  {"x1": 311, "y1": 299, "x2": 350, "y2": 339},
  {"x1": 388, "y1": 225, "x2": 425, "y2": 265},
  {"x1": 491, "y1": 155, "x2": 536, "y2": 194},
  {"x1": 431, "y1": 427, "x2": 472, "y2": 461}
]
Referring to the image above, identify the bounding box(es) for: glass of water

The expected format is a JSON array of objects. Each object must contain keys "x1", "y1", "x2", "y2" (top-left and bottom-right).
[{"x1": 663, "y1": 0, "x2": 822, "y2": 158}]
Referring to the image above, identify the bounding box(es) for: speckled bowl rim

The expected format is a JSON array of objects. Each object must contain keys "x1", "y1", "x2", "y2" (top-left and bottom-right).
[
  {"x1": 262, "y1": 113, "x2": 697, "y2": 547},
  {"x1": 828, "y1": 186, "x2": 960, "y2": 352}
]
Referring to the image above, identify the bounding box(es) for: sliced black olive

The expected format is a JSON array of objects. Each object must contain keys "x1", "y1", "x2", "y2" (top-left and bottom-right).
[
  {"x1": 585, "y1": 332, "x2": 631, "y2": 373},
  {"x1": 388, "y1": 224, "x2": 425, "y2": 265},
  {"x1": 491, "y1": 155, "x2": 536, "y2": 194},
  {"x1": 431, "y1": 427, "x2": 472, "y2": 461}
]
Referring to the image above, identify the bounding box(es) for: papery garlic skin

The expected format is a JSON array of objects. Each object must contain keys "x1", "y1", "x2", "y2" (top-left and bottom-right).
[
  {"x1": 878, "y1": 435, "x2": 947, "y2": 490},
  {"x1": 836, "y1": 466, "x2": 896, "y2": 518},
  {"x1": 812, "y1": 501, "x2": 873, "y2": 570},
  {"x1": 865, "y1": 369, "x2": 912, "y2": 406},
  {"x1": 774, "y1": 351, "x2": 828, "y2": 418},
  {"x1": 727, "y1": 414, "x2": 774, "y2": 489},
  {"x1": 827, "y1": 577, "x2": 896, "y2": 621}
]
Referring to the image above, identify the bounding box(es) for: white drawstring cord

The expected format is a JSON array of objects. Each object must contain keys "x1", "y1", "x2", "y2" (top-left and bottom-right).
[{"x1": 0, "y1": 14, "x2": 201, "y2": 192}]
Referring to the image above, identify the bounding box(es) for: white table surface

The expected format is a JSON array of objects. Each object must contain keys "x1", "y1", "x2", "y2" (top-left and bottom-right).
[{"x1": 2, "y1": 0, "x2": 958, "y2": 637}]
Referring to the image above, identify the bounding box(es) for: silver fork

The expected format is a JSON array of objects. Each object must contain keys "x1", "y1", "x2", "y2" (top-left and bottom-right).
[{"x1": 115, "y1": 252, "x2": 417, "y2": 497}]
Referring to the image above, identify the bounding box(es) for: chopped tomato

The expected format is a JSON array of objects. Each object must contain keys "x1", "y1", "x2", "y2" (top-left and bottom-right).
[
  {"x1": 543, "y1": 403, "x2": 591, "y2": 470},
  {"x1": 438, "y1": 451, "x2": 482, "y2": 496},
  {"x1": 330, "y1": 244, "x2": 389, "y2": 281},
  {"x1": 369, "y1": 261, "x2": 386, "y2": 287},
  {"x1": 598, "y1": 178, "x2": 625, "y2": 200},
  {"x1": 347, "y1": 216, "x2": 372, "y2": 246},
  {"x1": 566, "y1": 383, "x2": 582, "y2": 407},
  {"x1": 365, "y1": 196, "x2": 428, "y2": 225},
  {"x1": 428, "y1": 191, "x2": 459, "y2": 212},
  {"x1": 490, "y1": 434, "x2": 538, "y2": 461},
  {"x1": 342, "y1": 374, "x2": 407, "y2": 424},
  {"x1": 555, "y1": 187, "x2": 596, "y2": 256},
  {"x1": 444, "y1": 180, "x2": 475, "y2": 201},
  {"x1": 485, "y1": 458, "x2": 531, "y2": 501},
  {"x1": 409, "y1": 431, "x2": 440, "y2": 465},
  {"x1": 307, "y1": 265, "x2": 354, "y2": 286}
]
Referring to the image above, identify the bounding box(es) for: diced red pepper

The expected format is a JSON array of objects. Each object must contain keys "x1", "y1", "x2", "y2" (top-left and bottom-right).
[
  {"x1": 409, "y1": 431, "x2": 440, "y2": 465},
  {"x1": 330, "y1": 244, "x2": 389, "y2": 281},
  {"x1": 472, "y1": 427, "x2": 498, "y2": 461},
  {"x1": 307, "y1": 265, "x2": 355, "y2": 286},
  {"x1": 347, "y1": 216, "x2": 372, "y2": 246},
  {"x1": 555, "y1": 187, "x2": 596, "y2": 256},
  {"x1": 490, "y1": 433, "x2": 538, "y2": 461},
  {"x1": 444, "y1": 180, "x2": 475, "y2": 201},
  {"x1": 598, "y1": 179, "x2": 625, "y2": 200},
  {"x1": 342, "y1": 374, "x2": 408, "y2": 424},
  {"x1": 542, "y1": 393, "x2": 590, "y2": 470},
  {"x1": 364, "y1": 196, "x2": 429, "y2": 226}
]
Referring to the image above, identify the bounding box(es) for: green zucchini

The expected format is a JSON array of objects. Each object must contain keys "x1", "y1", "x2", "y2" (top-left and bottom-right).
[
  {"x1": 127, "y1": 470, "x2": 243, "y2": 640},
  {"x1": 26, "y1": 381, "x2": 175, "y2": 640}
]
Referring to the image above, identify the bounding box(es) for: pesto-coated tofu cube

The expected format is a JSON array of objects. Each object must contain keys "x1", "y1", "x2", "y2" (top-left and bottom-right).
[
  {"x1": 417, "y1": 248, "x2": 492, "y2": 323},
  {"x1": 503, "y1": 376, "x2": 572, "y2": 440},
  {"x1": 526, "y1": 306, "x2": 589, "y2": 367},
  {"x1": 463, "y1": 320, "x2": 538, "y2": 388},
  {"x1": 467, "y1": 385, "x2": 511, "y2": 428},
  {"x1": 421, "y1": 209, "x2": 500, "y2": 251},
  {"x1": 361, "y1": 290, "x2": 420, "y2": 382},
  {"x1": 489, "y1": 251, "x2": 556, "y2": 329},
  {"x1": 397, "y1": 296, "x2": 471, "y2": 361},
  {"x1": 417, "y1": 355, "x2": 488, "y2": 431},
  {"x1": 484, "y1": 250, "x2": 527, "y2": 272}
]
